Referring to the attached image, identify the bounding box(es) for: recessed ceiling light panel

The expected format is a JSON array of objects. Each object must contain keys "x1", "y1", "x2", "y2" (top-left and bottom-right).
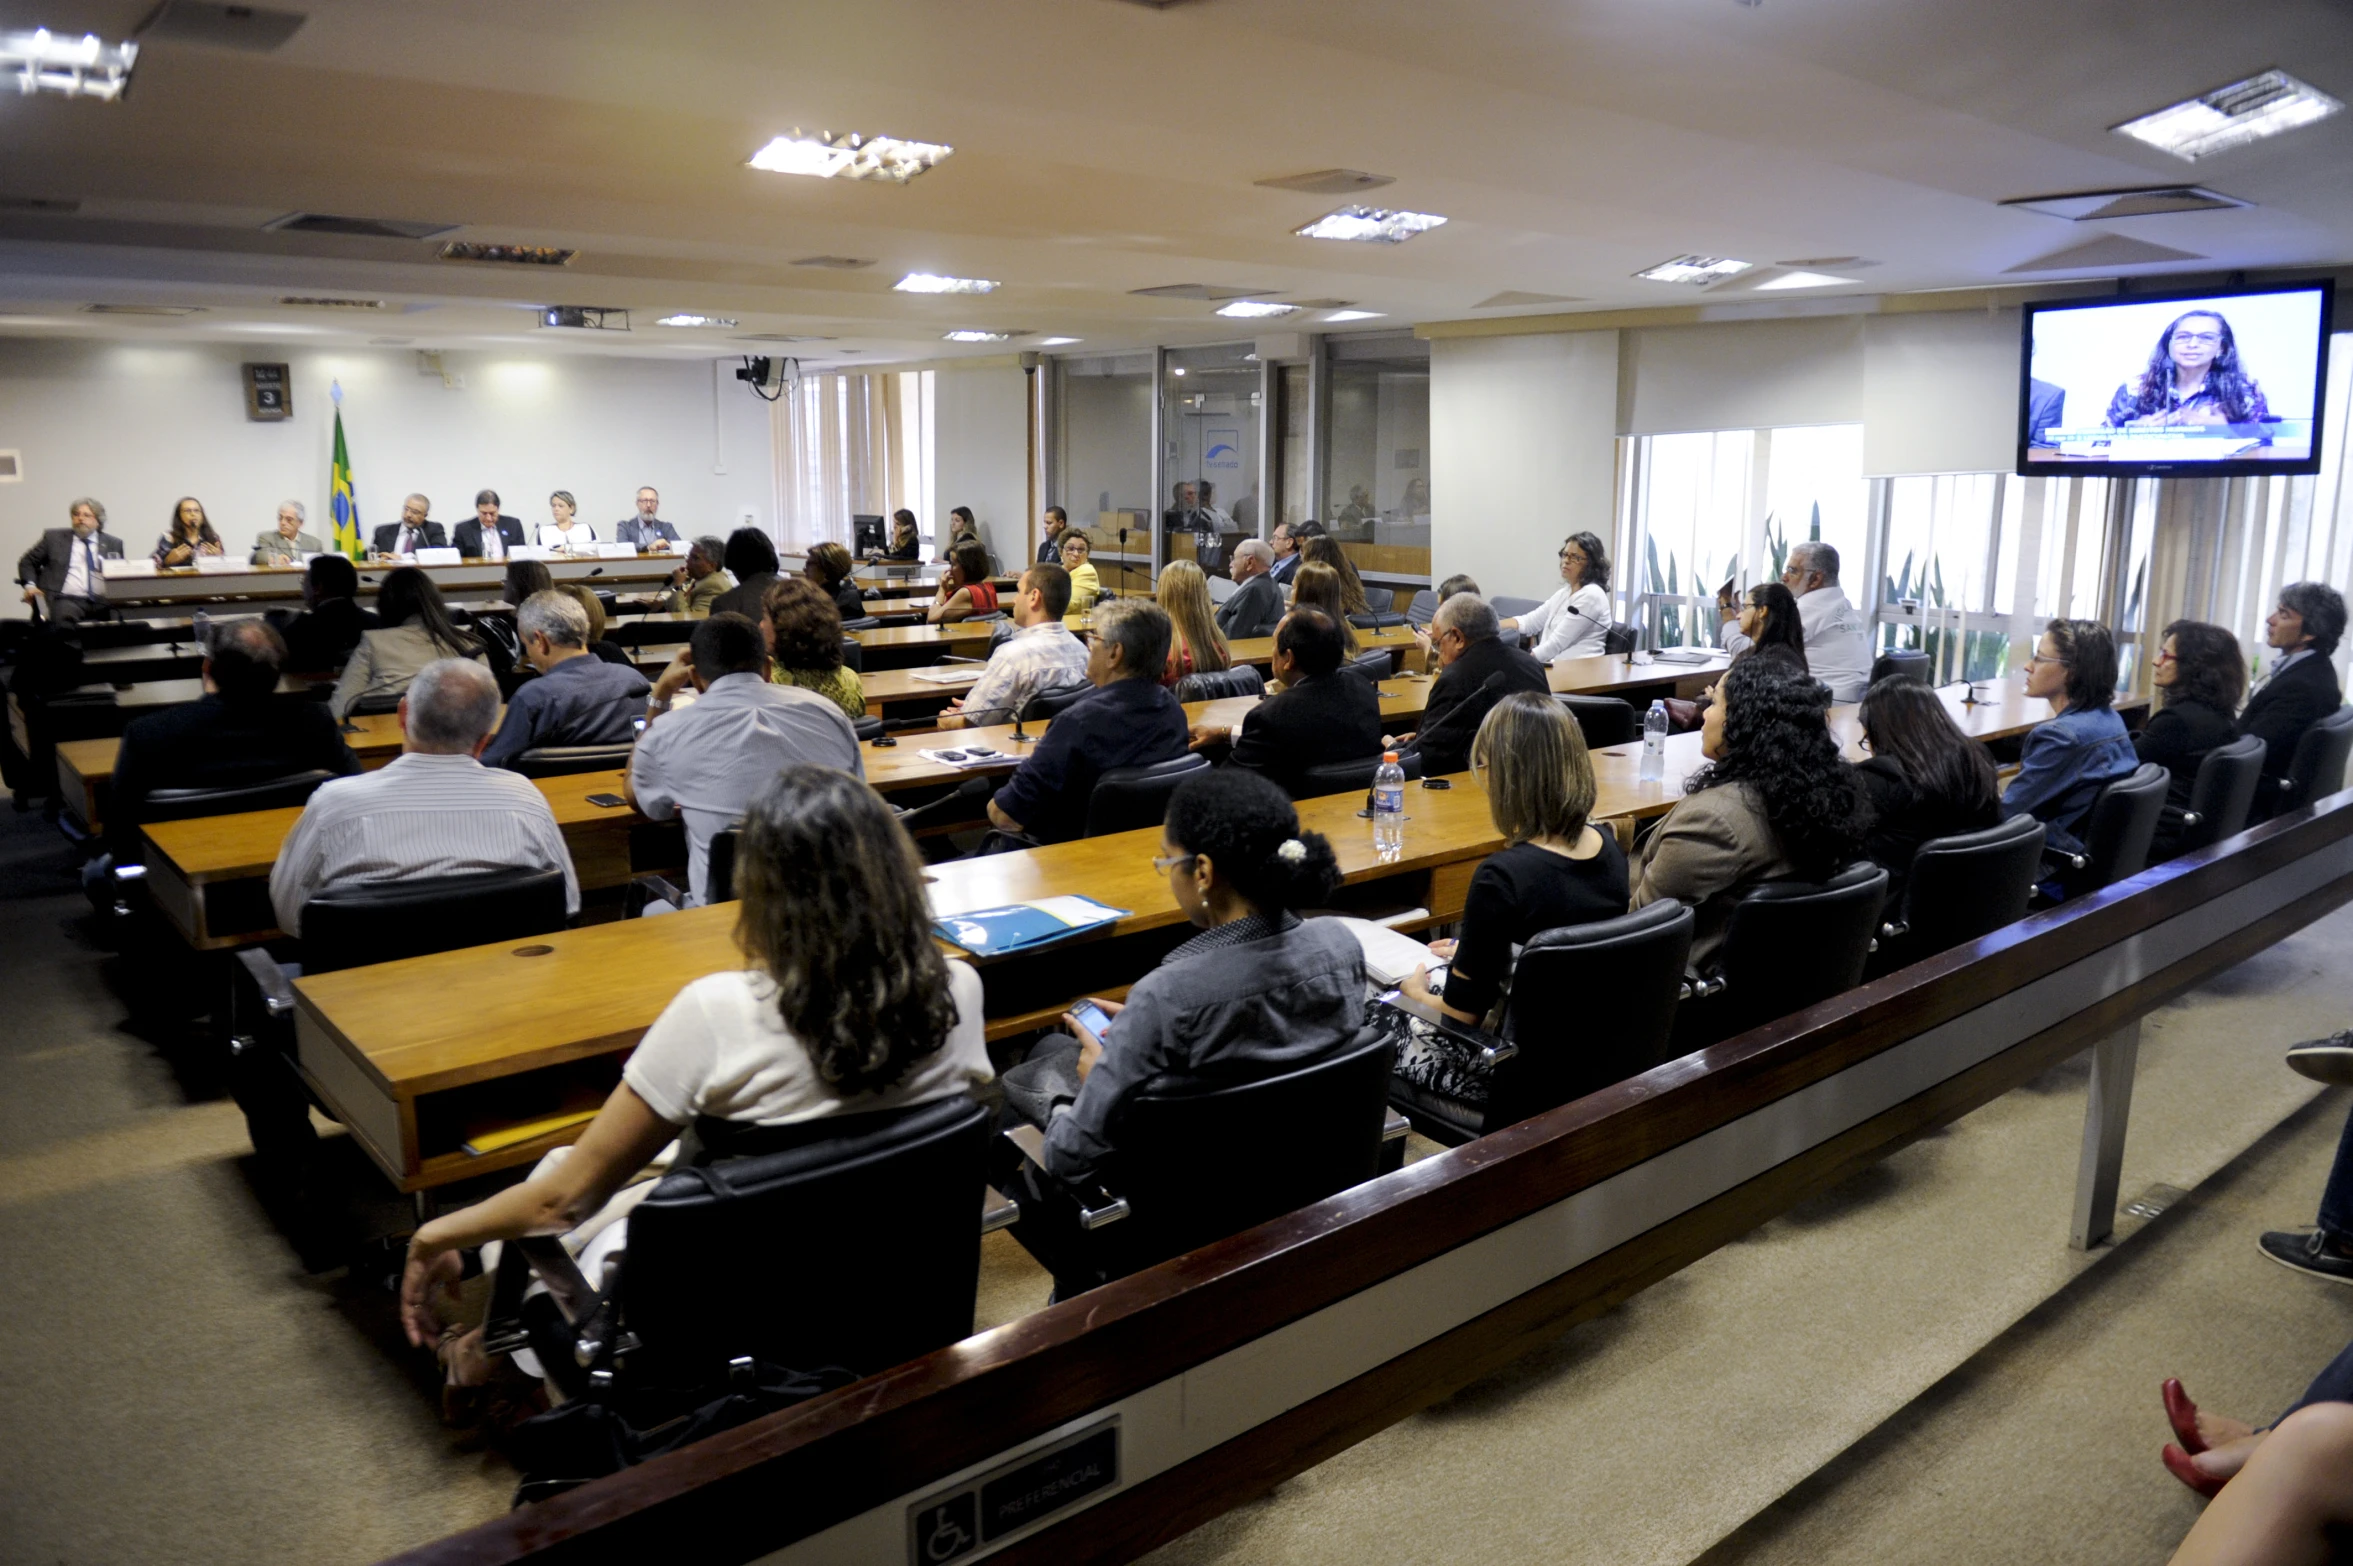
[
  {"x1": 1294, "y1": 205, "x2": 1447, "y2": 244},
  {"x1": 1037, "y1": 336, "x2": 1081, "y2": 346},
  {"x1": 748, "y1": 130, "x2": 952, "y2": 183},
  {"x1": 655, "y1": 313, "x2": 738, "y2": 328},
  {"x1": 895, "y1": 273, "x2": 998, "y2": 294},
  {"x1": 2113, "y1": 69, "x2": 2342, "y2": 161},
  {"x1": 1215, "y1": 300, "x2": 1298, "y2": 319},
  {"x1": 1751, "y1": 270, "x2": 1856, "y2": 291},
  {"x1": 790, "y1": 255, "x2": 874, "y2": 269},
  {"x1": 1635, "y1": 254, "x2": 1754, "y2": 285},
  {"x1": 2000, "y1": 185, "x2": 2251, "y2": 220},
  {"x1": 1131, "y1": 283, "x2": 1275, "y2": 301},
  {"x1": 942, "y1": 330, "x2": 1013, "y2": 343},
  {"x1": 1256, "y1": 168, "x2": 1396, "y2": 196},
  {"x1": 1322, "y1": 309, "x2": 1385, "y2": 321},
  {"x1": 0, "y1": 29, "x2": 136, "y2": 100}
]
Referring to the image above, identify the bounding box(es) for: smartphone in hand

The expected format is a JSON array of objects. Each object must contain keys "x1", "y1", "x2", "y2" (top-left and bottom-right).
[{"x1": 1068, "y1": 1000, "x2": 1115, "y2": 1041}]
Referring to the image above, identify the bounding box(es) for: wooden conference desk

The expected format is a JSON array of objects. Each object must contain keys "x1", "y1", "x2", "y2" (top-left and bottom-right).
[
  {"x1": 74, "y1": 554, "x2": 680, "y2": 611},
  {"x1": 285, "y1": 676, "x2": 2086, "y2": 1195}
]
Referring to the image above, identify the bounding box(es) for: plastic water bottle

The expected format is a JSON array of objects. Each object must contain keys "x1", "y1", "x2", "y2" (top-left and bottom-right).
[
  {"x1": 1372, "y1": 751, "x2": 1407, "y2": 855},
  {"x1": 192, "y1": 608, "x2": 211, "y2": 653},
  {"x1": 1640, "y1": 700, "x2": 1668, "y2": 782}
]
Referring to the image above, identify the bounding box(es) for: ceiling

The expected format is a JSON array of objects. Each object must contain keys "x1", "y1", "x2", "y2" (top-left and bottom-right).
[{"x1": 0, "y1": 0, "x2": 2349, "y2": 367}]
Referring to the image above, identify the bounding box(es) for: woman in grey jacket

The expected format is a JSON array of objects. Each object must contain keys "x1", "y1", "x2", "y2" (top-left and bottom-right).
[{"x1": 1005, "y1": 768, "x2": 1366, "y2": 1181}]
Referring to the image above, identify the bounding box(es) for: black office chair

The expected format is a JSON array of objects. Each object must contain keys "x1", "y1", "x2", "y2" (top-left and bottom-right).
[
  {"x1": 2163, "y1": 734, "x2": 2265, "y2": 857},
  {"x1": 508, "y1": 744, "x2": 635, "y2": 778},
  {"x1": 852, "y1": 714, "x2": 885, "y2": 742},
  {"x1": 1867, "y1": 815, "x2": 2045, "y2": 977},
  {"x1": 1017, "y1": 683, "x2": 1094, "y2": 724},
  {"x1": 2044, "y1": 762, "x2": 2169, "y2": 898},
  {"x1": 1348, "y1": 611, "x2": 1408, "y2": 631},
  {"x1": 1290, "y1": 750, "x2": 1421, "y2": 800},
  {"x1": 1674, "y1": 862, "x2": 1889, "y2": 1050},
  {"x1": 1348, "y1": 647, "x2": 1395, "y2": 679},
  {"x1": 2275, "y1": 706, "x2": 2353, "y2": 815},
  {"x1": 1404, "y1": 590, "x2": 1439, "y2": 630},
  {"x1": 1387, "y1": 901, "x2": 1695, "y2": 1145},
  {"x1": 630, "y1": 825, "x2": 740, "y2": 915},
  {"x1": 485, "y1": 1096, "x2": 992, "y2": 1408},
  {"x1": 1001, "y1": 1032, "x2": 1395, "y2": 1296},
  {"x1": 1557, "y1": 693, "x2": 1638, "y2": 749},
  {"x1": 1175, "y1": 666, "x2": 1266, "y2": 703},
  {"x1": 142, "y1": 768, "x2": 338, "y2": 824},
  {"x1": 839, "y1": 615, "x2": 881, "y2": 632},
  {"x1": 839, "y1": 637, "x2": 863, "y2": 674},
  {"x1": 1490, "y1": 596, "x2": 1543, "y2": 622},
  {"x1": 1870, "y1": 649, "x2": 1933, "y2": 687},
  {"x1": 347, "y1": 691, "x2": 403, "y2": 717},
  {"x1": 300, "y1": 866, "x2": 573, "y2": 973},
  {"x1": 1083, "y1": 753, "x2": 1212, "y2": 837}
]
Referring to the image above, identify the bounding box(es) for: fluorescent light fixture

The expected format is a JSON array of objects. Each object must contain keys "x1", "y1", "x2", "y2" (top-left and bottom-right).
[
  {"x1": 895, "y1": 272, "x2": 998, "y2": 295},
  {"x1": 0, "y1": 28, "x2": 136, "y2": 100},
  {"x1": 1635, "y1": 254, "x2": 1754, "y2": 285},
  {"x1": 1751, "y1": 270, "x2": 1856, "y2": 291},
  {"x1": 1172, "y1": 367, "x2": 1186, "y2": 376},
  {"x1": 1322, "y1": 309, "x2": 1385, "y2": 321},
  {"x1": 1294, "y1": 205, "x2": 1447, "y2": 244},
  {"x1": 1038, "y1": 336, "x2": 1081, "y2": 345},
  {"x1": 747, "y1": 130, "x2": 952, "y2": 183},
  {"x1": 2114, "y1": 70, "x2": 2341, "y2": 161},
  {"x1": 942, "y1": 330, "x2": 1011, "y2": 343},
  {"x1": 655, "y1": 313, "x2": 738, "y2": 328},
  {"x1": 440, "y1": 241, "x2": 574, "y2": 266},
  {"x1": 1214, "y1": 300, "x2": 1297, "y2": 319}
]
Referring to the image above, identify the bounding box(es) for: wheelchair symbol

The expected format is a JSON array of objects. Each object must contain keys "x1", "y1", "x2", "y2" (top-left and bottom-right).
[{"x1": 916, "y1": 1492, "x2": 978, "y2": 1562}]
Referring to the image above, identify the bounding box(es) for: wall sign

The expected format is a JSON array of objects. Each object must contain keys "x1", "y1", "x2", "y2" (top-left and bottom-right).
[
  {"x1": 907, "y1": 1417, "x2": 1119, "y2": 1564},
  {"x1": 244, "y1": 362, "x2": 292, "y2": 422}
]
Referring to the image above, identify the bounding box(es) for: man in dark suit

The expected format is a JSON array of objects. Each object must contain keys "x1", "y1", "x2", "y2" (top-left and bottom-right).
[
  {"x1": 1393, "y1": 592, "x2": 1548, "y2": 776},
  {"x1": 1220, "y1": 609, "x2": 1382, "y2": 796},
  {"x1": 18, "y1": 497, "x2": 124, "y2": 625},
  {"x1": 2243, "y1": 581, "x2": 2347, "y2": 819},
  {"x1": 108, "y1": 619, "x2": 359, "y2": 857},
  {"x1": 2026, "y1": 377, "x2": 2068, "y2": 447},
  {"x1": 454, "y1": 489, "x2": 526, "y2": 559},
  {"x1": 615, "y1": 486, "x2": 682, "y2": 549},
  {"x1": 268, "y1": 553, "x2": 378, "y2": 672},
  {"x1": 372, "y1": 493, "x2": 446, "y2": 556},
  {"x1": 1216, "y1": 539, "x2": 1285, "y2": 640},
  {"x1": 1268, "y1": 519, "x2": 1309, "y2": 588}
]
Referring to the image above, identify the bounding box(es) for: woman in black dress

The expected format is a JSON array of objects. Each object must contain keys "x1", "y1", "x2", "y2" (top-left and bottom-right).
[
  {"x1": 1851, "y1": 677, "x2": 2000, "y2": 906},
  {"x1": 2138, "y1": 619, "x2": 2246, "y2": 860}
]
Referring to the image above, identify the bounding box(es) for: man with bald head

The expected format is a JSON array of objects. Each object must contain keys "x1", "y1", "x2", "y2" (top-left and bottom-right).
[
  {"x1": 269, "y1": 658, "x2": 578, "y2": 937},
  {"x1": 1215, "y1": 537, "x2": 1284, "y2": 639}
]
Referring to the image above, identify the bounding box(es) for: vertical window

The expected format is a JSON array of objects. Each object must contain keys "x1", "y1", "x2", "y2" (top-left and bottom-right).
[{"x1": 1054, "y1": 352, "x2": 1153, "y2": 565}]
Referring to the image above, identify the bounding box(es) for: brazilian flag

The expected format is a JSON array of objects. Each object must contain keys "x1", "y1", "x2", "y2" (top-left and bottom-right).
[{"x1": 329, "y1": 406, "x2": 362, "y2": 560}]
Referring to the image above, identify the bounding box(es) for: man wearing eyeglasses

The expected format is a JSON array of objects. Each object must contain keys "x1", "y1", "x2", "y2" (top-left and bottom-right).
[
  {"x1": 18, "y1": 497, "x2": 123, "y2": 626},
  {"x1": 1769, "y1": 541, "x2": 1872, "y2": 703}
]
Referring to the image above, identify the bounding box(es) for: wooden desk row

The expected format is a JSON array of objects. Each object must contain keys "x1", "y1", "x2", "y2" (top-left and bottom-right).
[{"x1": 286, "y1": 676, "x2": 2078, "y2": 1194}]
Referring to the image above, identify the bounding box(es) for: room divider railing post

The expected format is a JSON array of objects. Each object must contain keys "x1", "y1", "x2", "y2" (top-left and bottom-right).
[{"x1": 2070, "y1": 1018, "x2": 2143, "y2": 1250}]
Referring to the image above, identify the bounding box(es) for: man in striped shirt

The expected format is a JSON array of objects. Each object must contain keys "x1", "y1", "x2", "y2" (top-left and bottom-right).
[{"x1": 268, "y1": 659, "x2": 580, "y2": 937}]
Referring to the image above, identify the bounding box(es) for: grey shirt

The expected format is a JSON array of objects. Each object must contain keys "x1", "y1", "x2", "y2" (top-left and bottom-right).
[
  {"x1": 628, "y1": 672, "x2": 864, "y2": 904},
  {"x1": 1043, "y1": 914, "x2": 1369, "y2": 1179},
  {"x1": 481, "y1": 652, "x2": 651, "y2": 768}
]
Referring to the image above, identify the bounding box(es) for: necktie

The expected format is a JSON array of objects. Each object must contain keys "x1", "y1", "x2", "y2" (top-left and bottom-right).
[{"x1": 83, "y1": 540, "x2": 103, "y2": 599}]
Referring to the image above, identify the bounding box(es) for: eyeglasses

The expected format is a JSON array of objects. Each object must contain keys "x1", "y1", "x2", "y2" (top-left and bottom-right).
[
  {"x1": 2172, "y1": 330, "x2": 2223, "y2": 346},
  {"x1": 2154, "y1": 648, "x2": 2179, "y2": 664},
  {"x1": 1151, "y1": 852, "x2": 1198, "y2": 875},
  {"x1": 2026, "y1": 652, "x2": 2070, "y2": 668}
]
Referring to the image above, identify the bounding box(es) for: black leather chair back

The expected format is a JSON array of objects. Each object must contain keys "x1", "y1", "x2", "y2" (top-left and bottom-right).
[
  {"x1": 508, "y1": 744, "x2": 634, "y2": 778},
  {"x1": 1405, "y1": 590, "x2": 1439, "y2": 629},
  {"x1": 1174, "y1": 665, "x2": 1266, "y2": 703},
  {"x1": 2079, "y1": 762, "x2": 2170, "y2": 889},
  {"x1": 2285, "y1": 706, "x2": 2353, "y2": 812},
  {"x1": 619, "y1": 1097, "x2": 990, "y2": 1390},
  {"x1": 839, "y1": 616, "x2": 881, "y2": 632},
  {"x1": 1096, "y1": 1032, "x2": 1394, "y2": 1280},
  {"x1": 839, "y1": 637, "x2": 863, "y2": 673},
  {"x1": 706, "y1": 827, "x2": 740, "y2": 903},
  {"x1": 347, "y1": 692, "x2": 403, "y2": 717},
  {"x1": 1490, "y1": 596, "x2": 1543, "y2": 622},
  {"x1": 1347, "y1": 611, "x2": 1407, "y2": 631},
  {"x1": 1017, "y1": 684, "x2": 1093, "y2": 724},
  {"x1": 852, "y1": 714, "x2": 884, "y2": 742},
  {"x1": 2182, "y1": 734, "x2": 2266, "y2": 851},
  {"x1": 1894, "y1": 815, "x2": 2045, "y2": 957},
  {"x1": 1602, "y1": 621, "x2": 1638, "y2": 656},
  {"x1": 1485, "y1": 901, "x2": 1694, "y2": 1132},
  {"x1": 1348, "y1": 647, "x2": 1395, "y2": 679},
  {"x1": 142, "y1": 769, "x2": 335, "y2": 824},
  {"x1": 1084, "y1": 753, "x2": 1212, "y2": 837},
  {"x1": 1291, "y1": 750, "x2": 1421, "y2": 800},
  {"x1": 1870, "y1": 649, "x2": 1933, "y2": 687},
  {"x1": 300, "y1": 866, "x2": 570, "y2": 973},
  {"x1": 1556, "y1": 693, "x2": 1637, "y2": 749},
  {"x1": 1699, "y1": 862, "x2": 1889, "y2": 1043}
]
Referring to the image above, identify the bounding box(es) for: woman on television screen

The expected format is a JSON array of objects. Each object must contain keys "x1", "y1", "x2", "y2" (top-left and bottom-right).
[{"x1": 2104, "y1": 310, "x2": 2271, "y2": 429}]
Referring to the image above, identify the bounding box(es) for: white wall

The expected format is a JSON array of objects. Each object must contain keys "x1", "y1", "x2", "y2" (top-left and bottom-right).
[
  {"x1": 1430, "y1": 331, "x2": 1620, "y2": 604},
  {"x1": 1619, "y1": 316, "x2": 1864, "y2": 436},
  {"x1": 1059, "y1": 366, "x2": 1152, "y2": 526},
  {"x1": 0, "y1": 338, "x2": 776, "y2": 568},
  {"x1": 1861, "y1": 308, "x2": 2024, "y2": 476},
  {"x1": 932, "y1": 363, "x2": 1029, "y2": 564}
]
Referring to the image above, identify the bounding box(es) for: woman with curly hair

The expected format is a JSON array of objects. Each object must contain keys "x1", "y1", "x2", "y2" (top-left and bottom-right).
[
  {"x1": 1631, "y1": 656, "x2": 1872, "y2": 965},
  {"x1": 2105, "y1": 309, "x2": 2271, "y2": 429},
  {"x1": 2138, "y1": 619, "x2": 2247, "y2": 859},
  {"x1": 398, "y1": 764, "x2": 989, "y2": 1399},
  {"x1": 762, "y1": 576, "x2": 865, "y2": 721}
]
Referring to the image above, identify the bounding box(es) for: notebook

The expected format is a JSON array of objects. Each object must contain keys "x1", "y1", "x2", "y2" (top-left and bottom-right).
[
  {"x1": 911, "y1": 667, "x2": 985, "y2": 686},
  {"x1": 1334, "y1": 914, "x2": 1440, "y2": 987},
  {"x1": 932, "y1": 895, "x2": 1127, "y2": 957}
]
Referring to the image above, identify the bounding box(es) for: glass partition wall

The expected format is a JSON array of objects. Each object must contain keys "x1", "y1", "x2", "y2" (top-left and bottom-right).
[
  {"x1": 1053, "y1": 352, "x2": 1154, "y2": 594},
  {"x1": 1324, "y1": 333, "x2": 1431, "y2": 583},
  {"x1": 1156, "y1": 341, "x2": 1263, "y2": 575}
]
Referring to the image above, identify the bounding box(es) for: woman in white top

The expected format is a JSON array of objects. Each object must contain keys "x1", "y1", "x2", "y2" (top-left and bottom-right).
[
  {"x1": 539, "y1": 489, "x2": 597, "y2": 551},
  {"x1": 399, "y1": 764, "x2": 992, "y2": 1397},
  {"x1": 1517, "y1": 530, "x2": 1613, "y2": 664}
]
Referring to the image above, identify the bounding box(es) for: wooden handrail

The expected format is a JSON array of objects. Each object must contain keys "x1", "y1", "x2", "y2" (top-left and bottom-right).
[{"x1": 386, "y1": 790, "x2": 2353, "y2": 1566}]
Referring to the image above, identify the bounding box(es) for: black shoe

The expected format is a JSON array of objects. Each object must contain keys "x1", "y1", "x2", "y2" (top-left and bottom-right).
[
  {"x1": 2287, "y1": 1033, "x2": 2353, "y2": 1085},
  {"x1": 2259, "y1": 1228, "x2": 2353, "y2": 1285}
]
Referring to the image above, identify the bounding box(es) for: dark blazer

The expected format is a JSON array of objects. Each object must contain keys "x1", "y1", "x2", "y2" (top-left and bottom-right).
[
  {"x1": 371, "y1": 520, "x2": 448, "y2": 554},
  {"x1": 110, "y1": 694, "x2": 359, "y2": 853},
  {"x1": 709, "y1": 572, "x2": 777, "y2": 622},
  {"x1": 615, "y1": 517, "x2": 680, "y2": 548},
  {"x1": 1215, "y1": 571, "x2": 1285, "y2": 640},
  {"x1": 1230, "y1": 671, "x2": 1384, "y2": 797},
  {"x1": 453, "y1": 516, "x2": 526, "y2": 557},
  {"x1": 17, "y1": 528, "x2": 124, "y2": 595},
  {"x1": 1853, "y1": 756, "x2": 1999, "y2": 909},
  {"x1": 2135, "y1": 699, "x2": 2239, "y2": 814},
  {"x1": 2241, "y1": 653, "x2": 2343, "y2": 816},
  {"x1": 1411, "y1": 635, "x2": 1550, "y2": 775},
  {"x1": 271, "y1": 598, "x2": 378, "y2": 672},
  {"x1": 2026, "y1": 377, "x2": 2068, "y2": 445},
  {"x1": 1268, "y1": 551, "x2": 1301, "y2": 587}
]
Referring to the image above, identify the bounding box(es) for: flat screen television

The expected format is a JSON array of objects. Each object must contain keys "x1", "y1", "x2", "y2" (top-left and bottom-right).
[{"x1": 2018, "y1": 279, "x2": 2334, "y2": 477}]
